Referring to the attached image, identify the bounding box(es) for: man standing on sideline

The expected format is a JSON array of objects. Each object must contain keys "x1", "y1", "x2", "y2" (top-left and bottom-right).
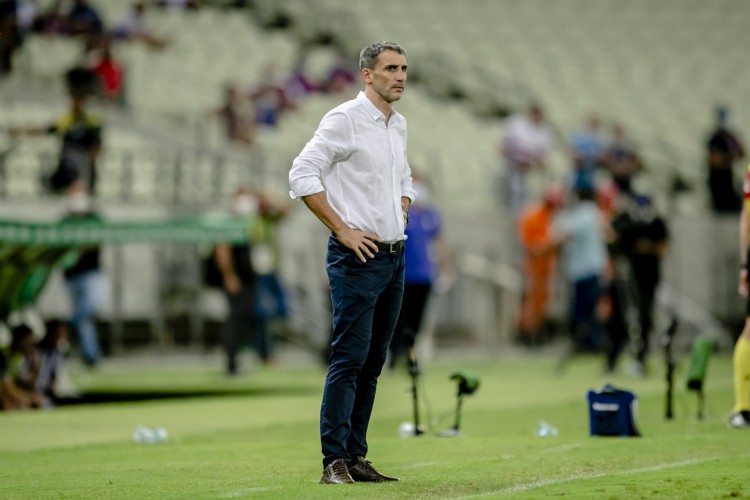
[
  {"x1": 729, "y1": 160, "x2": 750, "y2": 428},
  {"x1": 289, "y1": 41, "x2": 415, "y2": 484}
]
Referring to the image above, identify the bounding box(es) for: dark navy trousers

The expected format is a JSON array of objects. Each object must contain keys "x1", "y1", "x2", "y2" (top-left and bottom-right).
[{"x1": 321, "y1": 236, "x2": 405, "y2": 467}]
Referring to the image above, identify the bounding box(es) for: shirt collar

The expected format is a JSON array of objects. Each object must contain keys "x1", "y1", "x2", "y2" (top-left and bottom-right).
[{"x1": 357, "y1": 91, "x2": 400, "y2": 124}]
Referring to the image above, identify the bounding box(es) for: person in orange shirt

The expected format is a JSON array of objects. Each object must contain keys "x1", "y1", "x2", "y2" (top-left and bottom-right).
[{"x1": 517, "y1": 187, "x2": 564, "y2": 346}]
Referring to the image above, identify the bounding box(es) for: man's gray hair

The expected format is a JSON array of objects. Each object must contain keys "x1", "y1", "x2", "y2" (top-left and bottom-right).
[{"x1": 359, "y1": 41, "x2": 406, "y2": 70}]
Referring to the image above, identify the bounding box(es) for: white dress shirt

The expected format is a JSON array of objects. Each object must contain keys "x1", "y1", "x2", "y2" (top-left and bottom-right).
[{"x1": 289, "y1": 92, "x2": 416, "y2": 242}]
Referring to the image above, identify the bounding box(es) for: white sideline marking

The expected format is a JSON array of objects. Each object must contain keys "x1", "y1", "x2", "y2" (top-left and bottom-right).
[
  {"x1": 400, "y1": 461, "x2": 452, "y2": 469},
  {"x1": 402, "y1": 456, "x2": 512, "y2": 471},
  {"x1": 453, "y1": 456, "x2": 728, "y2": 499},
  {"x1": 218, "y1": 486, "x2": 280, "y2": 498}
]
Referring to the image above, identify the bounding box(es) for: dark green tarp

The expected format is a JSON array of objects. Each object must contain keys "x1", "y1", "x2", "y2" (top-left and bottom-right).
[{"x1": 0, "y1": 216, "x2": 249, "y2": 321}]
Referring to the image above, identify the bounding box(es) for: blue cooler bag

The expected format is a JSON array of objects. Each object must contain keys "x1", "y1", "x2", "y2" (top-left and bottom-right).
[{"x1": 587, "y1": 384, "x2": 641, "y2": 437}]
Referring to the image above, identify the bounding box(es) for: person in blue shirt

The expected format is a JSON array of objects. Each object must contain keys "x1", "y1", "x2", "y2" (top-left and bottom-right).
[
  {"x1": 569, "y1": 115, "x2": 607, "y2": 192},
  {"x1": 389, "y1": 177, "x2": 451, "y2": 368},
  {"x1": 554, "y1": 185, "x2": 609, "y2": 353}
]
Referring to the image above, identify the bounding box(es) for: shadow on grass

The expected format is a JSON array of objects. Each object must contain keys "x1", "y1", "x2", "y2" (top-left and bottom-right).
[{"x1": 55, "y1": 385, "x2": 319, "y2": 405}]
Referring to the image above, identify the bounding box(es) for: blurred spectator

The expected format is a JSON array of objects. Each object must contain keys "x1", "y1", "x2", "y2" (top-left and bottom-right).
[
  {"x1": 0, "y1": 346, "x2": 28, "y2": 410},
  {"x1": 60, "y1": 183, "x2": 106, "y2": 366},
  {"x1": 706, "y1": 106, "x2": 745, "y2": 214},
  {"x1": 282, "y1": 52, "x2": 318, "y2": 106},
  {"x1": 9, "y1": 67, "x2": 103, "y2": 194},
  {"x1": 4, "y1": 324, "x2": 43, "y2": 409},
  {"x1": 554, "y1": 186, "x2": 609, "y2": 353},
  {"x1": 251, "y1": 191, "x2": 291, "y2": 354},
  {"x1": 29, "y1": 0, "x2": 100, "y2": 42},
  {"x1": 154, "y1": 0, "x2": 201, "y2": 10},
  {"x1": 730, "y1": 160, "x2": 750, "y2": 428},
  {"x1": 213, "y1": 188, "x2": 264, "y2": 375},
  {"x1": 516, "y1": 186, "x2": 564, "y2": 347},
  {"x1": 15, "y1": 0, "x2": 36, "y2": 39},
  {"x1": 247, "y1": 63, "x2": 293, "y2": 128},
  {"x1": 595, "y1": 181, "x2": 619, "y2": 221},
  {"x1": 604, "y1": 125, "x2": 642, "y2": 195},
  {"x1": 87, "y1": 38, "x2": 126, "y2": 106},
  {"x1": 35, "y1": 320, "x2": 69, "y2": 405},
  {"x1": 322, "y1": 51, "x2": 356, "y2": 94},
  {"x1": 608, "y1": 192, "x2": 669, "y2": 376},
  {"x1": 597, "y1": 184, "x2": 626, "y2": 374},
  {"x1": 569, "y1": 115, "x2": 607, "y2": 192},
  {"x1": 389, "y1": 175, "x2": 452, "y2": 368},
  {"x1": 111, "y1": 2, "x2": 168, "y2": 49},
  {"x1": 215, "y1": 83, "x2": 255, "y2": 145},
  {"x1": 66, "y1": 0, "x2": 103, "y2": 38},
  {"x1": 31, "y1": 0, "x2": 66, "y2": 35},
  {"x1": 498, "y1": 104, "x2": 553, "y2": 215},
  {"x1": 0, "y1": 0, "x2": 20, "y2": 76}
]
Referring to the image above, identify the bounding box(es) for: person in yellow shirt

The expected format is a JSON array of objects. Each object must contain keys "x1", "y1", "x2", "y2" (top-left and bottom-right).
[{"x1": 730, "y1": 161, "x2": 750, "y2": 428}]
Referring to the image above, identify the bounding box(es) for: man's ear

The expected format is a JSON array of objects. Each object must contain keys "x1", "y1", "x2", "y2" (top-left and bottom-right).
[{"x1": 361, "y1": 68, "x2": 371, "y2": 84}]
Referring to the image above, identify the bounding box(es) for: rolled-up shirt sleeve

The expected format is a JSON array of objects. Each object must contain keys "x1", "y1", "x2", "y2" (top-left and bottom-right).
[
  {"x1": 289, "y1": 111, "x2": 352, "y2": 200},
  {"x1": 398, "y1": 124, "x2": 416, "y2": 203},
  {"x1": 400, "y1": 159, "x2": 416, "y2": 203}
]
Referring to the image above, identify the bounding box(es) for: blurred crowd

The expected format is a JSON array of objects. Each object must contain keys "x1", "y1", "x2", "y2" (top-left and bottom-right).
[
  {"x1": 0, "y1": 320, "x2": 70, "y2": 411},
  {"x1": 213, "y1": 48, "x2": 357, "y2": 148},
  {"x1": 0, "y1": 0, "x2": 182, "y2": 103},
  {"x1": 2, "y1": 1, "x2": 748, "y2": 394},
  {"x1": 1, "y1": 0, "x2": 335, "y2": 390},
  {"x1": 3, "y1": 0, "x2": 359, "y2": 192},
  {"x1": 0, "y1": 183, "x2": 298, "y2": 410},
  {"x1": 500, "y1": 104, "x2": 741, "y2": 376}
]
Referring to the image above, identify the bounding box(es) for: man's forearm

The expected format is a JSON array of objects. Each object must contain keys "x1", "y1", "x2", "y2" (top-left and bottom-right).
[
  {"x1": 214, "y1": 244, "x2": 235, "y2": 278},
  {"x1": 301, "y1": 192, "x2": 349, "y2": 236}
]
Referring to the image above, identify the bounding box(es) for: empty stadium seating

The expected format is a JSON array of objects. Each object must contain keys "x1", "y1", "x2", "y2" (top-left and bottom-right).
[{"x1": 3, "y1": 0, "x2": 750, "y2": 213}]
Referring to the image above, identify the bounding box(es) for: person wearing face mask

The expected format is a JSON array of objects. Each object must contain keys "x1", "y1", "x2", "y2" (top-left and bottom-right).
[
  {"x1": 213, "y1": 188, "x2": 266, "y2": 375},
  {"x1": 60, "y1": 182, "x2": 106, "y2": 366}
]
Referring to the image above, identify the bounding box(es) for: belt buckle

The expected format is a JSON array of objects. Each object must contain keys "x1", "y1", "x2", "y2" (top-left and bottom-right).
[{"x1": 387, "y1": 242, "x2": 395, "y2": 253}]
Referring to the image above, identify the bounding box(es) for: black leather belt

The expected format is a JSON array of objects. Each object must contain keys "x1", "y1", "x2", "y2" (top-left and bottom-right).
[{"x1": 375, "y1": 240, "x2": 404, "y2": 253}]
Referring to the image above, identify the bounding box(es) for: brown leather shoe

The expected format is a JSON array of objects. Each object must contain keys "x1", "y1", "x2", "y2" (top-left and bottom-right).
[
  {"x1": 319, "y1": 458, "x2": 355, "y2": 484},
  {"x1": 348, "y1": 456, "x2": 400, "y2": 482}
]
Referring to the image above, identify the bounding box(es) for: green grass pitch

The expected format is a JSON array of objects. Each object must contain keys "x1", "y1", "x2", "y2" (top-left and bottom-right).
[{"x1": 1, "y1": 351, "x2": 747, "y2": 499}]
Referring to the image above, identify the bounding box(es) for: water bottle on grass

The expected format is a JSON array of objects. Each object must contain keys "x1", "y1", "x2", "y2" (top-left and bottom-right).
[
  {"x1": 535, "y1": 421, "x2": 558, "y2": 437},
  {"x1": 133, "y1": 425, "x2": 168, "y2": 444}
]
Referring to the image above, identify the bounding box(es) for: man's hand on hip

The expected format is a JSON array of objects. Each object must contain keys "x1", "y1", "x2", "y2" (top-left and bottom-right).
[{"x1": 336, "y1": 227, "x2": 379, "y2": 263}]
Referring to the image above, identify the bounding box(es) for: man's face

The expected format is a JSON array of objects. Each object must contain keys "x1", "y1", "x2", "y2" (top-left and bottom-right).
[{"x1": 363, "y1": 50, "x2": 407, "y2": 104}]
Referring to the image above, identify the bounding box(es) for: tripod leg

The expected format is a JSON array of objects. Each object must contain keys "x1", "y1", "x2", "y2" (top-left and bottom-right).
[
  {"x1": 408, "y1": 346, "x2": 423, "y2": 435},
  {"x1": 454, "y1": 393, "x2": 464, "y2": 432},
  {"x1": 665, "y1": 362, "x2": 674, "y2": 420}
]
